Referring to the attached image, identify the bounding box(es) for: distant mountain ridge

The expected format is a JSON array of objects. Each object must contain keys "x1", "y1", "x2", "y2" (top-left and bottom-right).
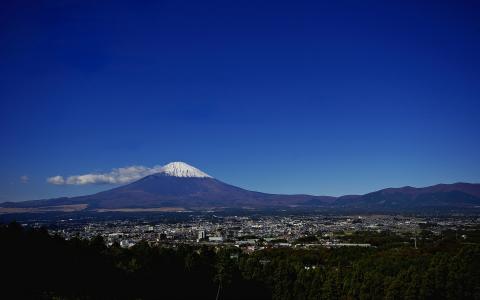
[
  {"x1": 1, "y1": 162, "x2": 479, "y2": 213},
  {"x1": 334, "y1": 182, "x2": 480, "y2": 211}
]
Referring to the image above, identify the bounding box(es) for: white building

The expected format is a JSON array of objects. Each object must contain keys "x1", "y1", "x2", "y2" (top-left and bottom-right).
[{"x1": 208, "y1": 236, "x2": 224, "y2": 242}]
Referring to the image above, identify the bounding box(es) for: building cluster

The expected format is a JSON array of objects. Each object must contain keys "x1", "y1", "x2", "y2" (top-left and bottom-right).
[{"x1": 25, "y1": 214, "x2": 479, "y2": 252}]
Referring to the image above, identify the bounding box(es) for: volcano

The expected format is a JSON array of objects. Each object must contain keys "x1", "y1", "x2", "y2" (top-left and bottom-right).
[{"x1": 1, "y1": 162, "x2": 331, "y2": 211}]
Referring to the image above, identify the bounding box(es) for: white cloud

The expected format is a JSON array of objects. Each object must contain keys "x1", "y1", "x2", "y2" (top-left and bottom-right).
[
  {"x1": 20, "y1": 175, "x2": 29, "y2": 183},
  {"x1": 47, "y1": 175, "x2": 66, "y2": 185},
  {"x1": 47, "y1": 165, "x2": 164, "y2": 185}
]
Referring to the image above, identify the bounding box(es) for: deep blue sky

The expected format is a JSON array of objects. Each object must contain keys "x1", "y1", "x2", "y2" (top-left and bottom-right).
[{"x1": 1, "y1": 0, "x2": 479, "y2": 201}]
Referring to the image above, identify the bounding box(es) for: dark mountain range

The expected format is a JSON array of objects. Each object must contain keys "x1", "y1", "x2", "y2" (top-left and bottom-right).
[
  {"x1": 334, "y1": 183, "x2": 480, "y2": 212},
  {"x1": 1, "y1": 162, "x2": 479, "y2": 213}
]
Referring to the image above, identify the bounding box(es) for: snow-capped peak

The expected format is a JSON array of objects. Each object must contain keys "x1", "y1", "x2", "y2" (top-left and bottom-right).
[{"x1": 159, "y1": 162, "x2": 212, "y2": 178}]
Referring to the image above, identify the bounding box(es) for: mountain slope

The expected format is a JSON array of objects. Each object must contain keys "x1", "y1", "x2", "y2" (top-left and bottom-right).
[{"x1": 79, "y1": 172, "x2": 335, "y2": 209}]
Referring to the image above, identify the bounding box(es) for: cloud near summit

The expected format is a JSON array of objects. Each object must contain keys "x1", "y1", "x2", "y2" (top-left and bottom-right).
[{"x1": 46, "y1": 165, "x2": 163, "y2": 185}]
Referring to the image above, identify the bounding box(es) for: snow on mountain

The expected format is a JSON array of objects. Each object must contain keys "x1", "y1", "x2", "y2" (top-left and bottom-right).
[{"x1": 158, "y1": 162, "x2": 212, "y2": 178}]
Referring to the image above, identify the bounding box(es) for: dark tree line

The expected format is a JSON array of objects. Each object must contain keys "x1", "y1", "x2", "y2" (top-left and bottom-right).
[{"x1": 1, "y1": 222, "x2": 479, "y2": 299}]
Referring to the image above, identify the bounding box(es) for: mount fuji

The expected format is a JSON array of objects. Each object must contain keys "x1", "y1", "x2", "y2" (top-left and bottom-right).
[{"x1": 1, "y1": 162, "x2": 332, "y2": 211}]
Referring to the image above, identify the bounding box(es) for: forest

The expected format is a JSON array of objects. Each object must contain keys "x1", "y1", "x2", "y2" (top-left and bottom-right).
[{"x1": 1, "y1": 222, "x2": 479, "y2": 300}]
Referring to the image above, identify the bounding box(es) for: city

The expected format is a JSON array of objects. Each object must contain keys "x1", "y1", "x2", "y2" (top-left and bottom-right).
[{"x1": 19, "y1": 213, "x2": 479, "y2": 251}]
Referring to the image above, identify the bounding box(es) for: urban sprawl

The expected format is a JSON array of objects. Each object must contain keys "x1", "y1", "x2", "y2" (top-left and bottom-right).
[{"x1": 22, "y1": 214, "x2": 479, "y2": 252}]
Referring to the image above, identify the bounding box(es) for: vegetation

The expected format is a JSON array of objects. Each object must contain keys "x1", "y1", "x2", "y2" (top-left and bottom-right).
[{"x1": 1, "y1": 222, "x2": 479, "y2": 299}]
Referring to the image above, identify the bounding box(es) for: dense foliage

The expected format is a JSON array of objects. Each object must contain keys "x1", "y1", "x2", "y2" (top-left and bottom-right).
[{"x1": 1, "y1": 222, "x2": 479, "y2": 299}]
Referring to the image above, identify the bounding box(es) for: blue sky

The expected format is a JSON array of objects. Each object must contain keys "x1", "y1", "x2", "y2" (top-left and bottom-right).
[{"x1": 1, "y1": 0, "x2": 479, "y2": 201}]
